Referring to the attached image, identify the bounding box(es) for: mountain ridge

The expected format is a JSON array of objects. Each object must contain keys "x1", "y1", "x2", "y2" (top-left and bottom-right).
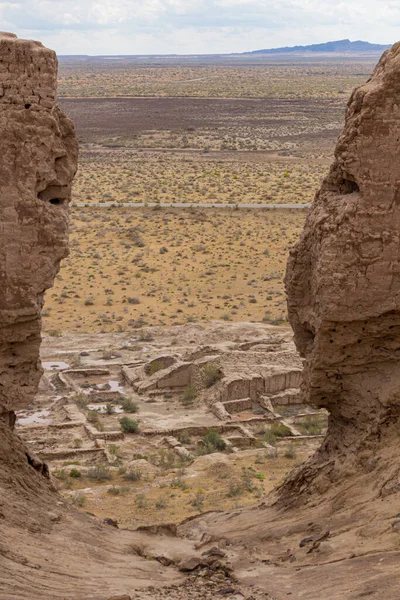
[{"x1": 248, "y1": 39, "x2": 391, "y2": 54}]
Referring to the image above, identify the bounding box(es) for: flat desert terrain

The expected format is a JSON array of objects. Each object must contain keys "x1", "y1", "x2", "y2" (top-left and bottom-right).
[
  {"x1": 45, "y1": 207, "x2": 305, "y2": 333},
  {"x1": 43, "y1": 54, "x2": 379, "y2": 334}
]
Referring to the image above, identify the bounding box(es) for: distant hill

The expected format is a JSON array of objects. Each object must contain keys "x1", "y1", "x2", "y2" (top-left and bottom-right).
[{"x1": 248, "y1": 39, "x2": 391, "y2": 54}]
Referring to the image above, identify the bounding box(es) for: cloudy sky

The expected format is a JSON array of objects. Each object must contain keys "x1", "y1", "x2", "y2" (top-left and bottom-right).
[{"x1": 0, "y1": 0, "x2": 398, "y2": 55}]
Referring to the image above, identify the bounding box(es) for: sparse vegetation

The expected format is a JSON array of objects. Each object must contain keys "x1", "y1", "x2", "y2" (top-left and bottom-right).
[
  {"x1": 198, "y1": 429, "x2": 226, "y2": 454},
  {"x1": 72, "y1": 492, "x2": 86, "y2": 507},
  {"x1": 170, "y1": 478, "x2": 189, "y2": 490},
  {"x1": 191, "y1": 491, "x2": 205, "y2": 511},
  {"x1": 284, "y1": 445, "x2": 297, "y2": 459},
  {"x1": 87, "y1": 465, "x2": 113, "y2": 481},
  {"x1": 135, "y1": 493, "x2": 148, "y2": 508},
  {"x1": 87, "y1": 410, "x2": 100, "y2": 424},
  {"x1": 119, "y1": 416, "x2": 139, "y2": 433},
  {"x1": 74, "y1": 393, "x2": 88, "y2": 409},
  {"x1": 297, "y1": 414, "x2": 325, "y2": 436},
  {"x1": 58, "y1": 59, "x2": 371, "y2": 101},
  {"x1": 35, "y1": 56, "x2": 340, "y2": 533},
  {"x1": 155, "y1": 498, "x2": 168, "y2": 509},
  {"x1": 227, "y1": 480, "x2": 243, "y2": 497},
  {"x1": 145, "y1": 360, "x2": 163, "y2": 375},
  {"x1": 119, "y1": 398, "x2": 139, "y2": 413},
  {"x1": 123, "y1": 469, "x2": 142, "y2": 482},
  {"x1": 69, "y1": 468, "x2": 81, "y2": 478},
  {"x1": 264, "y1": 430, "x2": 277, "y2": 446},
  {"x1": 270, "y1": 422, "x2": 293, "y2": 437},
  {"x1": 43, "y1": 207, "x2": 305, "y2": 333},
  {"x1": 181, "y1": 385, "x2": 197, "y2": 406},
  {"x1": 202, "y1": 363, "x2": 222, "y2": 388}
]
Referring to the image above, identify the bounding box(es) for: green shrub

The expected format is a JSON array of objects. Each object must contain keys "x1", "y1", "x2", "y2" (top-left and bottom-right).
[
  {"x1": 155, "y1": 450, "x2": 176, "y2": 470},
  {"x1": 53, "y1": 469, "x2": 67, "y2": 480},
  {"x1": 227, "y1": 481, "x2": 243, "y2": 497},
  {"x1": 119, "y1": 416, "x2": 139, "y2": 433},
  {"x1": 284, "y1": 445, "x2": 297, "y2": 459},
  {"x1": 69, "y1": 468, "x2": 81, "y2": 478},
  {"x1": 263, "y1": 430, "x2": 277, "y2": 446},
  {"x1": 270, "y1": 422, "x2": 293, "y2": 438},
  {"x1": 120, "y1": 398, "x2": 139, "y2": 413},
  {"x1": 297, "y1": 414, "x2": 323, "y2": 436},
  {"x1": 132, "y1": 453, "x2": 147, "y2": 460},
  {"x1": 178, "y1": 430, "x2": 191, "y2": 445},
  {"x1": 135, "y1": 493, "x2": 148, "y2": 508},
  {"x1": 170, "y1": 478, "x2": 188, "y2": 490},
  {"x1": 73, "y1": 492, "x2": 86, "y2": 507},
  {"x1": 202, "y1": 363, "x2": 222, "y2": 388},
  {"x1": 241, "y1": 467, "x2": 257, "y2": 492},
  {"x1": 123, "y1": 469, "x2": 142, "y2": 482},
  {"x1": 204, "y1": 429, "x2": 226, "y2": 450},
  {"x1": 191, "y1": 491, "x2": 204, "y2": 511},
  {"x1": 108, "y1": 444, "x2": 120, "y2": 456},
  {"x1": 181, "y1": 385, "x2": 197, "y2": 406},
  {"x1": 198, "y1": 429, "x2": 226, "y2": 454},
  {"x1": 75, "y1": 393, "x2": 88, "y2": 409},
  {"x1": 87, "y1": 465, "x2": 112, "y2": 481},
  {"x1": 87, "y1": 410, "x2": 100, "y2": 424},
  {"x1": 145, "y1": 360, "x2": 163, "y2": 375}
]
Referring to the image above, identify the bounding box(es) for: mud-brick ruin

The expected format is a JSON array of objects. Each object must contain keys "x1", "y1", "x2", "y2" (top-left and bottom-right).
[{"x1": 1, "y1": 32, "x2": 400, "y2": 600}]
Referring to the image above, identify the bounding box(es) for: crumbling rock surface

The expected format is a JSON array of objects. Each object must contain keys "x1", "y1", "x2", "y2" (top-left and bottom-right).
[
  {"x1": 0, "y1": 32, "x2": 78, "y2": 419},
  {"x1": 283, "y1": 41, "x2": 400, "y2": 485}
]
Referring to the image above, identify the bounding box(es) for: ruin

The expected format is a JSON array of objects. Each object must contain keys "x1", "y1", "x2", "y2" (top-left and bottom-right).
[{"x1": 2, "y1": 32, "x2": 400, "y2": 600}]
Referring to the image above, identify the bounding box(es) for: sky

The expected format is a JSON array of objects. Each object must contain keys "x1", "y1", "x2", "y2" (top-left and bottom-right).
[{"x1": 0, "y1": 0, "x2": 399, "y2": 55}]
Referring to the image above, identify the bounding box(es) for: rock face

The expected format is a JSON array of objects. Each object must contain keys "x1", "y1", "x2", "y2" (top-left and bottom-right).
[
  {"x1": 285, "y1": 43, "x2": 400, "y2": 465},
  {"x1": 0, "y1": 32, "x2": 78, "y2": 422}
]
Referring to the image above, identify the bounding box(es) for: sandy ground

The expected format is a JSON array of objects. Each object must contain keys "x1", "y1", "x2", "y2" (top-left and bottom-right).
[{"x1": 43, "y1": 207, "x2": 306, "y2": 333}]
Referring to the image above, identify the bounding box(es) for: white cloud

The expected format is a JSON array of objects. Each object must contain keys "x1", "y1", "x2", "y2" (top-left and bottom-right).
[{"x1": 0, "y1": 0, "x2": 398, "y2": 54}]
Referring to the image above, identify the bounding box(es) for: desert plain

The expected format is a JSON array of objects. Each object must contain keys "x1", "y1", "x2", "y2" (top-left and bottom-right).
[{"x1": 17, "y1": 52, "x2": 377, "y2": 549}]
